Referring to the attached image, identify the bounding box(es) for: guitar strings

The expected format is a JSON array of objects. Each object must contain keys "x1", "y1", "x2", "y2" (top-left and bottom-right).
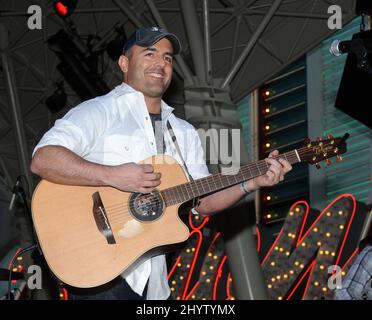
[
  {"x1": 102, "y1": 147, "x2": 316, "y2": 224},
  {"x1": 104, "y1": 148, "x2": 305, "y2": 214},
  {"x1": 104, "y1": 149, "x2": 309, "y2": 222}
]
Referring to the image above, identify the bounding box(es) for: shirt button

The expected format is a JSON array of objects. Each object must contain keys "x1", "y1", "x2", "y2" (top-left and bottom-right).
[
  {"x1": 150, "y1": 142, "x2": 154, "y2": 145},
  {"x1": 145, "y1": 116, "x2": 149, "y2": 120},
  {"x1": 124, "y1": 146, "x2": 129, "y2": 151}
]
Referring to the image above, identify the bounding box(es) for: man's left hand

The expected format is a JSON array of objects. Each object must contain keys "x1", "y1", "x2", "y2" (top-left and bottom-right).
[{"x1": 250, "y1": 150, "x2": 292, "y2": 189}]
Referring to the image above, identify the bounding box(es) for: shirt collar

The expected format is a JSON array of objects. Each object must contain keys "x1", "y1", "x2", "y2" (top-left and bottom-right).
[{"x1": 114, "y1": 82, "x2": 175, "y2": 117}]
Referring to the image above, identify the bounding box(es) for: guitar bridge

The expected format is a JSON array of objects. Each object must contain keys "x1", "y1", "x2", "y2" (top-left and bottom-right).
[{"x1": 92, "y1": 192, "x2": 116, "y2": 244}]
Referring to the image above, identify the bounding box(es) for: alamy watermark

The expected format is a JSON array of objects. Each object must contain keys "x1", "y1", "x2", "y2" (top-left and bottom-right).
[
  {"x1": 27, "y1": 5, "x2": 42, "y2": 30},
  {"x1": 328, "y1": 5, "x2": 343, "y2": 30},
  {"x1": 328, "y1": 265, "x2": 343, "y2": 290}
]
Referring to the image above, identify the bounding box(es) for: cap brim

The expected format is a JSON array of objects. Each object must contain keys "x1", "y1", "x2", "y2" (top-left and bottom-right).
[{"x1": 137, "y1": 33, "x2": 181, "y2": 55}]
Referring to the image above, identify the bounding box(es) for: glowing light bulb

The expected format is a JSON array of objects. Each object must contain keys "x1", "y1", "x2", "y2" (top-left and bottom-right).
[
  {"x1": 326, "y1": 232, "x2": 331, "y2": 237},
  {"x1": 265, "y1": 108, "x2": 270, "y2": 114},
  {"x1": 317, "y1": 242, "x2": 322, "y2": 246},
  {"x1": 266, "y1": 195, "x2": 272, "y2": 201},
  {"x1": 266, "y1": 143, "x2": 271, "y2": 148},
  {"x1": 339, "y1": 225, "x2": 344, "y2": 230},
  {"x1": 265, "y1": 125, "x2": 270, "y2": 131},
  {"x1": 271, "y1": 261, "x2": 276, "y2": 266},
  {"x1": 267, "y1": 214, "x2": 272, "y2": 219},
  {"x1": 313, "y1": 228, "x2": 318, "y2": 233},
  {"x1": 265, "y1": 90, "x2": 270, "y2": 96}
]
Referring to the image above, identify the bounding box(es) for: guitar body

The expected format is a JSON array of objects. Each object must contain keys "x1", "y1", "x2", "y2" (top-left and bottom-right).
[{"x1": 31, "y1": 155, "x2": 190, "y2": 288}]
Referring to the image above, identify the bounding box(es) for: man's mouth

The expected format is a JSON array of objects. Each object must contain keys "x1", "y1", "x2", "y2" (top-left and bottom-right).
[{"x1": 146, "y1": 71, "x2": 165, "y2": 79}]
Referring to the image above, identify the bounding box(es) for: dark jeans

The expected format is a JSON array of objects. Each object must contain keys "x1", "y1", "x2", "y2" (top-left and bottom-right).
[{"x1": 66, "y1": 277, "x2": 148, "y2": 300}]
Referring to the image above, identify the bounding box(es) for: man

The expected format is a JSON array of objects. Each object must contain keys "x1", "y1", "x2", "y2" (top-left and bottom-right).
[
  {"x1": 334, "y1": 229, "x2": 372, "y2": 300},
  {"x1": 30, "y1": 27, "x2": 292, "y2": 300}
]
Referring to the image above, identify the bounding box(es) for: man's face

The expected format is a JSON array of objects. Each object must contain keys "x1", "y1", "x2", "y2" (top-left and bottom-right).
[{"x1": 124, "y1": 38, "x2": 174, "y2": 99}]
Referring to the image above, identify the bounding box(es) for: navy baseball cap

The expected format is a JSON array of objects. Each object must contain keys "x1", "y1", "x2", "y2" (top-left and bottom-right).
[{"x1": 123, "y1": 27, "x2": 181, "y2": 55}]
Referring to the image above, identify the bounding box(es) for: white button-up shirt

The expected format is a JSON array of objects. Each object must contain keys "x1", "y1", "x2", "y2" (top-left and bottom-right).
[{"x1": 32, "y1": 83, "x2": 210, "y2": 300}]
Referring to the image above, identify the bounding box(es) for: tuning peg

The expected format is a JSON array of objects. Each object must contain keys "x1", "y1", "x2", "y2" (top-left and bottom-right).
[
  {"x1": 315, "y1": 163, "x2": 321, "y2": 169},
  {"x1": 304, "y1": 138, "x2": 311, "y2": 148},
  {"x1": 317, "y1": 137, "x2": 323, "y2": 146},
  {"x1": 336, "y1": 155, "x2": 343, "y2": 162},
  {"x1": 326, "y1": 159, "x2": 332, "y2": 166}
]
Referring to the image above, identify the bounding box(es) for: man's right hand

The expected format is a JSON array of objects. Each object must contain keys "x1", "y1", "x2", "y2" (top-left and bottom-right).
[{"x1": 106, "y1": 162, "x2": 161, "y2": 194}]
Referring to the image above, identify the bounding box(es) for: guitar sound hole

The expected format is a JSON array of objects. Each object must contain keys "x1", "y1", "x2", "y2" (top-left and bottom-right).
[{"x1": 129, "y1": 190, "x2": 164, "y2": 222}]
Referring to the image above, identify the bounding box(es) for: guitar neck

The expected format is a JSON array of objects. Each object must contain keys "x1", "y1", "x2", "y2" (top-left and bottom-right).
[{"x1": 161, "y1": 149, "x2": 302, "y2": 206}]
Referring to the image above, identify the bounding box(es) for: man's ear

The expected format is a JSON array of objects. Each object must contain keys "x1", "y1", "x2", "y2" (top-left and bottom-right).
[{"x1": 118, "y1": 54, "x2": 129, "y2": 73}]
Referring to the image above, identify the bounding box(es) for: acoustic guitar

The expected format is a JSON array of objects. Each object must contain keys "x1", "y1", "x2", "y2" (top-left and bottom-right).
[{"x1": 31, "y1": 133, "x2": 349, "y2": 288}]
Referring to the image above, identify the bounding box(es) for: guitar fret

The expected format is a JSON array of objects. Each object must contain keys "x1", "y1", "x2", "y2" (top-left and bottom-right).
[{"x1": 162, "y1": 147, "x2": 308, "y2": 207}]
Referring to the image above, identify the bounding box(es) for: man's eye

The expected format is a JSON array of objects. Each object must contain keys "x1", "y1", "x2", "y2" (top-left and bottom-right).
[
  {"x1": 145, "y1": 52, "x2": 153, "y2": 57},
  {"x1": 165, "y1": 57, "x2": 173, "y2": 63}
]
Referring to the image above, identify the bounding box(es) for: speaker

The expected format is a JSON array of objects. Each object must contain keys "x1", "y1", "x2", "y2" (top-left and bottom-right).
[
  {"x1": 356, "y1": 0, "x2": 372, "y2": 15},
  {"x1": 335, "y1": 30, "x2": 372, "y2": 129}
]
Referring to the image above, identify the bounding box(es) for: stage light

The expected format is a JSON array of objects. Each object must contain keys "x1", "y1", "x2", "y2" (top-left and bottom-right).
[
  {"x1": 265, "y1": 142, "x2": 271, "y2": 148},
  {"x1": 265, "y1": 125, "x2": 270, "y2": 131},
  {"x1": 266, "y1": 195, "x2": 271, "y2": 201},
  {"x1": 265, "y1": 107, "x2": 270, "y2": 114},
  {"x1": 264, "y1": 90, "x2": 270, "y2": 97},
  {"x1": 47, "y1": 30, "x2": 109, "y2": 100},
  {"x1": 54, "y1": 0, "x2": 78, "y2": 17},
  {"x1": 106, "y1": 27, "x2": 127, "y2": 61},
  {"x1": 45, "y1": 83, "x2": 67, "y2": 113}
]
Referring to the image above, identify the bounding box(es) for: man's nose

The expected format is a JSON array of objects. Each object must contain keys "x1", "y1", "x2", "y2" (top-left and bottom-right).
[{"x1": 154, "y1": 55, "x2": 166, "y2": 68}]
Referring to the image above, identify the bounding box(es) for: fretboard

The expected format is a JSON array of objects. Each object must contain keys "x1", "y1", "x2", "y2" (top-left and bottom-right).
[{"x1": 161, "y1": 150, "x2": 301, "y2": 206}]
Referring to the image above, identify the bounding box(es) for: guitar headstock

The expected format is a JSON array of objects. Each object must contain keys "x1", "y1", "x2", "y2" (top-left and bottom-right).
[{"x1": 299, "y1": 133, "x2": 349, "y2": 168}]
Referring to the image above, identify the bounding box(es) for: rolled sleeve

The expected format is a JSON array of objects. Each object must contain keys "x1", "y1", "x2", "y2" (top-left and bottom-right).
[{"x1": 32, "y1": 100, "x2": 109, "y2": 158}]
